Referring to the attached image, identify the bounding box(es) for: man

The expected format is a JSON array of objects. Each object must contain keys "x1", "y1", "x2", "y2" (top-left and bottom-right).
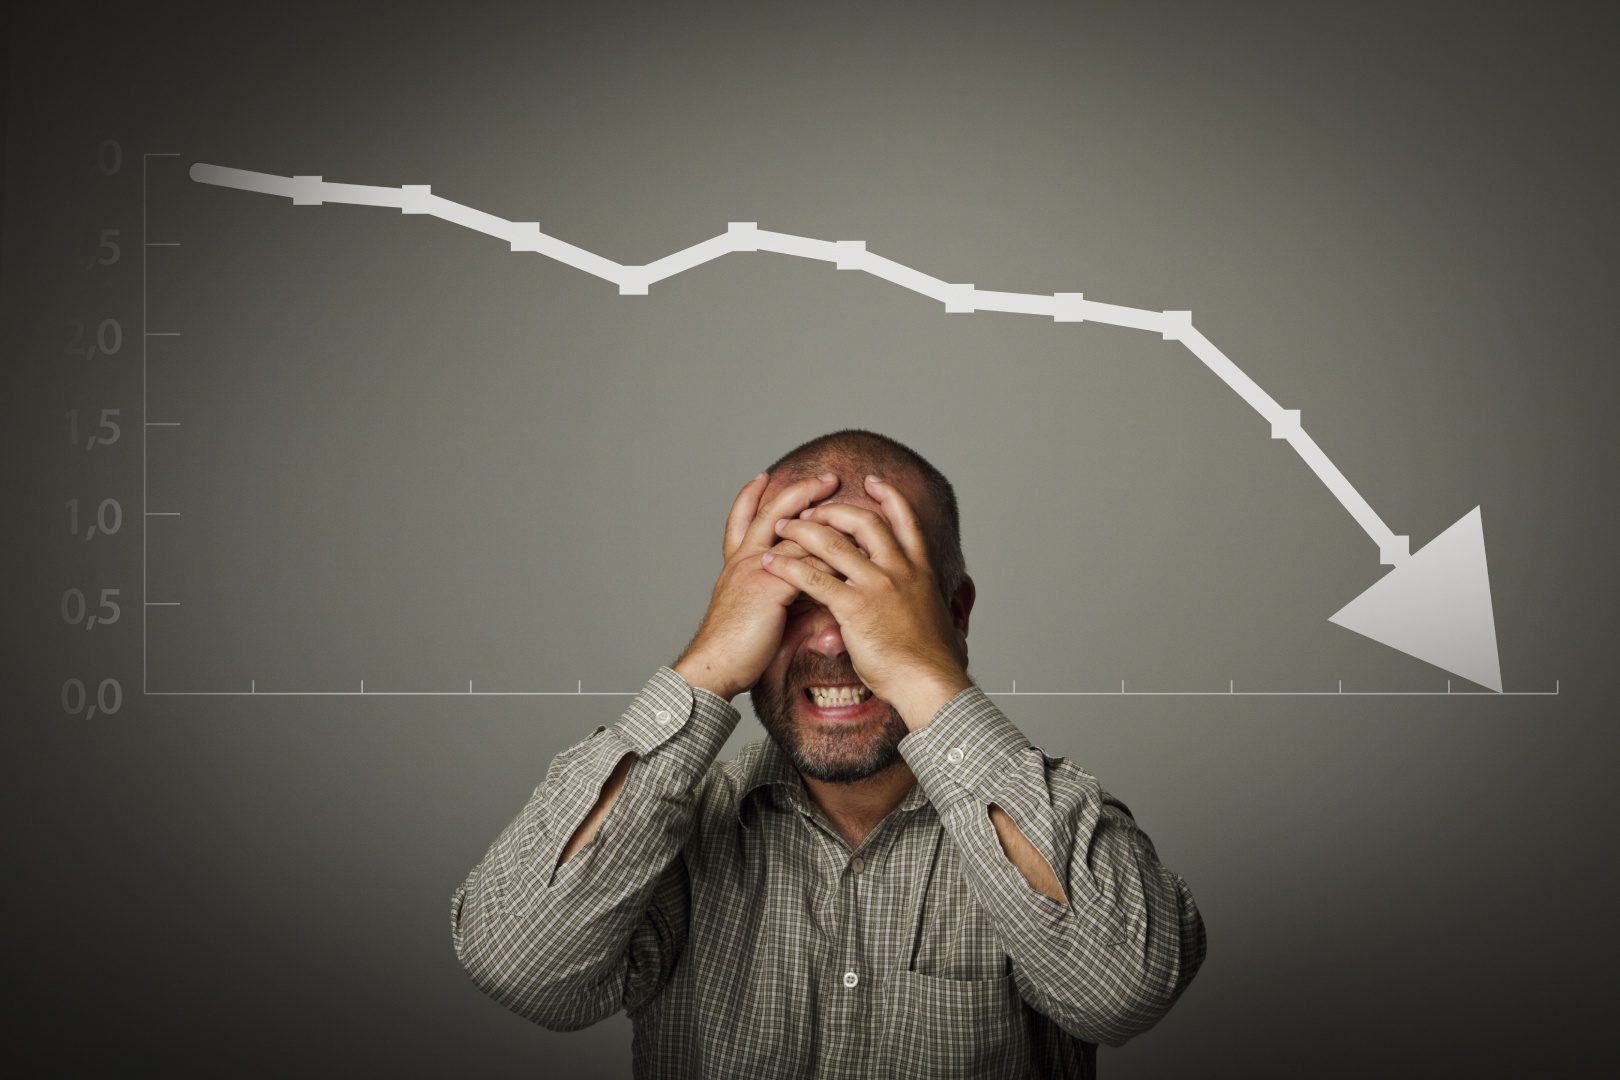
[{"x1": 451, "y1": 428, "x2": 1206, "y2": 1078}]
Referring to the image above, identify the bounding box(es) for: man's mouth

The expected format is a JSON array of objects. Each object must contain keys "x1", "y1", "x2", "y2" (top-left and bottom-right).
[{"x1": 803, "y1": 684, "x2": 874, "y2": 708}]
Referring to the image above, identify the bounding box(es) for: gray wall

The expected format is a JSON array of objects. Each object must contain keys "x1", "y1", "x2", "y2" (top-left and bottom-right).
[{"x1": 5, "y1": 1, "x2": 1614, "y2": 1075}]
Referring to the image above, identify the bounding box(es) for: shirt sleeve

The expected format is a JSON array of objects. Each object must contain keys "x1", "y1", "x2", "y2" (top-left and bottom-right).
[
  {"x1": 897, "y1": 685, "x2": 1207, "y2": 1047},
  {"x1": 449, "y1": 665, "x2": 739, "y2": 1031}
]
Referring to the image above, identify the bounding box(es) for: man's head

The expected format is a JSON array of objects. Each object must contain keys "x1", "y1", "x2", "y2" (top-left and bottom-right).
[{"x1": 747, "y1": 429, "x2": 975, "y2": 784}]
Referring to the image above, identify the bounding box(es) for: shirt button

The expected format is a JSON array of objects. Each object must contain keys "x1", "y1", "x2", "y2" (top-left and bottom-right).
[
  {"x1": 842, "y1": 970, "x2": 859, "y2": 989},
  {"x1": 946, "y1": 746, "x2": 964, "y2": 765},
  {"x1": 654, "y1": 708, "x2": 673, "y2": 724},
  {"x1": 850, "y1": 856, "x2": 864, "y2": 874}
]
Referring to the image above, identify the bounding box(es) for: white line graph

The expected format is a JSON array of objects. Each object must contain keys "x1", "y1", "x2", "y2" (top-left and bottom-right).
[
  {"x1": 185, "y1": 162, "x2": 1510, "y2": 692},
  {"x1": 190, "y1": 165, "x2": 1406, "y2": 564}
]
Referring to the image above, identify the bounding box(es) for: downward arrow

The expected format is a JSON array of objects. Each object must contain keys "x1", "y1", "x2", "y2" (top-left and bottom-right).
[{"x1": 1329, "y1": 507, "x2": 1502, "y2": 692}]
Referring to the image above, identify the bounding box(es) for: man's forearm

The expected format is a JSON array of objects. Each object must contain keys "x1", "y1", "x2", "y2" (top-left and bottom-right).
[
  {"x1": 898, "y1": 674, "x2": 1068, "y2": 901},
  {"x1": 898, "y1": 685, "x2": 1206, "y2": 1045},
  {"x1": 450, "y1": 665, "x2": 740, "y2": 1030},
  {"x1": 988, "y1": 802, "x2": 1068, "y2": 902},
  {"x1": 557, "y1": 750, "x2": 636, "y2": 866},
  {"x1": 893, "y1": 666, "x2": 976, "y2": 732},
  {"x1": 672, "y1": 652, "x2": 739, "y2": 703}
]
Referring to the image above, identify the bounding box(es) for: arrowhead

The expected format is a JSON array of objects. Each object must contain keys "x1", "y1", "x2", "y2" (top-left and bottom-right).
[{"x1": 1328, "y1": 506, "x2": 1503, "y2": 692}]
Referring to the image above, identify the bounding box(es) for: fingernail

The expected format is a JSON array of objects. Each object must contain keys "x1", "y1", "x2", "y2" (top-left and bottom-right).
[
  {"x1": 867, "y1": 474, "x2": 882, "y2": 485},
  {"x1": 819, "y1": 472, "x2": 836, "y2": 482},
  {"x1": 761, "y1": 552, "x2": 775, "y2": 565},
  {"x1": 755, "y1": 471, "x2": 768, "y2": 482}
]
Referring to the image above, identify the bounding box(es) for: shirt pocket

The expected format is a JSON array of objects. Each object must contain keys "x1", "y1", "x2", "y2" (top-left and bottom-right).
[{"x1": 881, "y1": 968, "x2": 1036, "y2": 1079}]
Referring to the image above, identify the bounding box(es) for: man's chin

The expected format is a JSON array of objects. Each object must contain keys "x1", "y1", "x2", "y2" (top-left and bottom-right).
[{"x1": 786, "y1": 711, "x2": 906, "y2": 782}]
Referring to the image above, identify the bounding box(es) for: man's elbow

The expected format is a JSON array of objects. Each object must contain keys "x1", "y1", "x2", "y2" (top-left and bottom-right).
[
  {"x1": 1045, "y1": 893, "x2": 1207, "y2": 1048},
  {"x1": 1100, "y1": 892, "x2": 1208, "y2": 1047},
  {"x1": 455, "y1": 941, "x2": 620, "y2": 1032},
  {"x1": 450, "y1": 884, "x2": 620, "y2": 1032},
  {"x1": 1061, "y1": 956, "x2": 1196, "y2": 1048}
]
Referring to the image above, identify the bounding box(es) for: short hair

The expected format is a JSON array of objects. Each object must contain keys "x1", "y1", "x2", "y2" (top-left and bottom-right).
[{"x1": 763, "y1": 428, "x2": 966, "y2": 601}]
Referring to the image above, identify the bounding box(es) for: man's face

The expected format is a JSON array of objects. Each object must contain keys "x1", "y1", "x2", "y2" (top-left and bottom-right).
[{"x1": 747, "y1": 468, "x2": 934, "y2": 784}]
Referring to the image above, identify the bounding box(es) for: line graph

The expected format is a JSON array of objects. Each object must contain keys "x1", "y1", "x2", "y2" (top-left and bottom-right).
[{"x1": 185, "y1": 162, "x2": 1507, "y2": 692}]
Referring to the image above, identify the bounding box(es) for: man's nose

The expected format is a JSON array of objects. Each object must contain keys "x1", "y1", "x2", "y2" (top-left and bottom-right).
[{"x1": 801, "y1": 606, "x2": 848, "y2": 660}]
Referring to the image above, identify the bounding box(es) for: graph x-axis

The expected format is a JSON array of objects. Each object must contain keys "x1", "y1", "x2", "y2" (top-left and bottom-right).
[{"x1": 142, "y1": 681, "x2": 1561, "y2": 698}]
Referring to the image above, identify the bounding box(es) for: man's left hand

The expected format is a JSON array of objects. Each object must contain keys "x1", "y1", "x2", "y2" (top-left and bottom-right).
[{"x1": 761, "y1": 474, "x2": 971, "y2": 729}]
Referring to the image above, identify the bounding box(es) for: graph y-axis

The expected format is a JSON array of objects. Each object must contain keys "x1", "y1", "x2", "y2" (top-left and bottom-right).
[
  {"x1": 142, "y1": 153, "x2": 148, "y2": 695},
  {"x1": 142, "y1": 152, "x2": 180, "y2": 696}
]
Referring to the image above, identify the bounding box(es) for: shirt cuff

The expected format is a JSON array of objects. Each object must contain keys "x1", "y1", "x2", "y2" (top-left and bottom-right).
[
  {"x1": 609, "y1": 665, "x2": 740, "y2": 758},
  {"x1": 897, "y1": 684, "x2": 1034, "y2": 809}
]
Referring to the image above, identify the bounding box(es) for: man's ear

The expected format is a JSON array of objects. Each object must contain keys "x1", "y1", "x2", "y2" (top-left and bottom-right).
[{"x1": 950, "y1": 574, "x2": 976, "y2": 638}]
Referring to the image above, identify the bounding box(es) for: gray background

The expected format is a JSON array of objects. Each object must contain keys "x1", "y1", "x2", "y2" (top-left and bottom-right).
[{"x1": 4, "y1": 1, "x2": 1615, "y2": 1075}]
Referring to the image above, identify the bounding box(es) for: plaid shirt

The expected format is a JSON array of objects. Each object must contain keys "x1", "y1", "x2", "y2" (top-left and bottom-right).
[{"x1": 451, "y1": 666, "x2": 1205, "y2": 1078}]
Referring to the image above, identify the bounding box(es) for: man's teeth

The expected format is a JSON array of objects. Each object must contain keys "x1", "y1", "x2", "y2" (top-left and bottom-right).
[{"x1": 807, "y1": 685, "x2": 872, "y2": 707}]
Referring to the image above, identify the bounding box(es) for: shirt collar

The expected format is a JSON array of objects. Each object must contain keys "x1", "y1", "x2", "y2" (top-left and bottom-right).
[{"x1": 734, "y1": 735, "x2": 931, "y2": 823}]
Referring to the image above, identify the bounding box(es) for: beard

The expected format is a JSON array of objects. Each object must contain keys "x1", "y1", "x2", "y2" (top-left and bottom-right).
[{"x1": 749, "y1": 654, "x2": 912, "y2": 783}]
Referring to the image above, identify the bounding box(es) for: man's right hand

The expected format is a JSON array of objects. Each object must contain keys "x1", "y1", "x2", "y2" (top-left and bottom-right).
[{"x1": 673, "y1": 471, "x2": 841, "y2": 700}]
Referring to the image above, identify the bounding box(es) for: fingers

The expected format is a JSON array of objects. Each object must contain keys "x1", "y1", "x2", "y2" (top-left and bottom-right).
[
  {"x1": 789, "y1": 501, "x2": 903, "y2": 574},
  {"x1": 723, "y1": 472, "x2": 770, "y2": 558},
  {"x1": 758, "y1": 540, "x2": 841, "y2": 620},
  {"x1": 773, "y1": 541, "x2": 843, "y2": 618},
  {"x1": 771, "y1": 538, "x2": 840, "y2": 580},
  {"x1": 739, "y1": 473, "x2": 839, "y2": 555},
  {"x1": 863, "y1": 474, "x2": 931, "y2": 568},
  {"x1": 772, "y1": 515, "x2": 880, "y2": 587},
  {"x1": 761, "y1": 545, "x2": 853, "y2": 612}
]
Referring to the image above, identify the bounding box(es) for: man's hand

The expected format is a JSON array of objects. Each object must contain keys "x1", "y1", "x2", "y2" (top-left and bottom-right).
[
  {"x1": 673, "y1": 472, "x2": 843, "y2": 701},
  {"x1": 761, "y1": 473, "x2": 972, "y2": 728}
]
